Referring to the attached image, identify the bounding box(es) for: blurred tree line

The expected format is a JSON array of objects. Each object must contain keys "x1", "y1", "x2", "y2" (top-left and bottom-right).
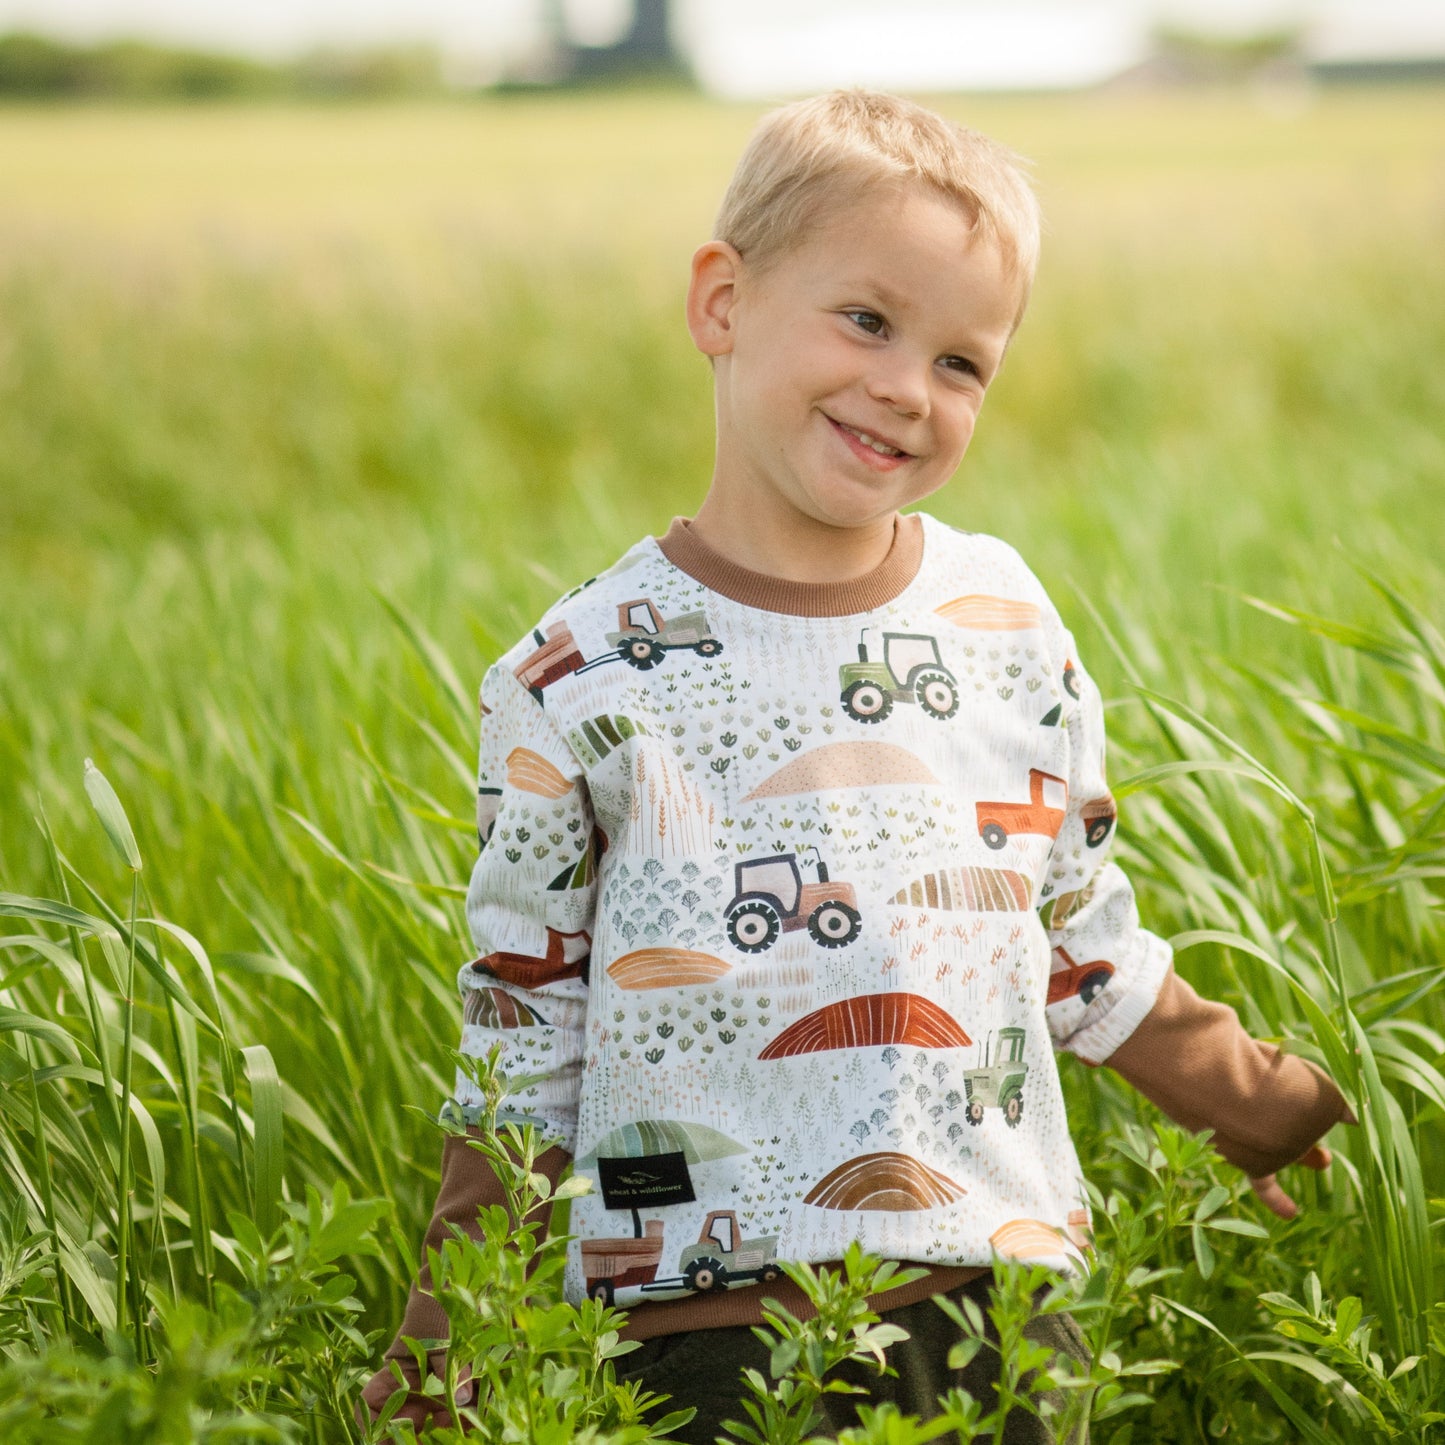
[{"x1": 0, "y1": 32, "x2": 448, "y2": 100}]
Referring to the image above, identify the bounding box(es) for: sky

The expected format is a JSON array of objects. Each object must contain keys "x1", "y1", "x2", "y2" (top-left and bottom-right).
[{"x1": 1, "y1": 0, "x2": 1440, "y2": 95}]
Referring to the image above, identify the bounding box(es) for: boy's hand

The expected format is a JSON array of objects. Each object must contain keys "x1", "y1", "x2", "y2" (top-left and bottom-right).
[
  {"x1": 1248, "y1": 1144, "x2": 1332, "y2": 1220},
  {"x1": 358, "y1": 1350, "x2": 474, "y2": 1434}
]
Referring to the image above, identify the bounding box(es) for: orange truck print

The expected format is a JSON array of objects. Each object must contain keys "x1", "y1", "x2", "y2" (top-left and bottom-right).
[
  {"x1": 1081, "y1": 795, "x2": 1116, "y2": 848},
  {"x1": 976, "y1": 769, "x2": 1068, "y2": 850},
  {"x1": 605, "y1": 599, "x2": 723, "y2": 670},
  {"x1": 1046, "y1": 948, "x2": 1115, "y2": 1006}
]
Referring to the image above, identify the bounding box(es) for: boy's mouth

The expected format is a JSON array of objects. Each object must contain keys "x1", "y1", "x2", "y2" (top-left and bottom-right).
[{"x1": 829, "y1": 418, "x2": 912, "y2": 466}]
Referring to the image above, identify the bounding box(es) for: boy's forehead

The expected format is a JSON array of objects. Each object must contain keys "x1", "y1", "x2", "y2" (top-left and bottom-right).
[{"x1": 796, "y1": 198, "x2": 1019, "y2": 321}]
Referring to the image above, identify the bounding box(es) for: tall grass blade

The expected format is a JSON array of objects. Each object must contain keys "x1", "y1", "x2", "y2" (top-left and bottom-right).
[
  {"x1": 82, "y1": 760, "x2": 143, "y2": 874},
  {"x1": 241, "y1": 1043, "x2": 285, "y2": 1240}
]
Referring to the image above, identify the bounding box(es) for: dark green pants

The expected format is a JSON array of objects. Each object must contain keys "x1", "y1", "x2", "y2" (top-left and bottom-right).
[{"x1": 619, "y1": 1273, "x2": 1091, "y2": 1444}]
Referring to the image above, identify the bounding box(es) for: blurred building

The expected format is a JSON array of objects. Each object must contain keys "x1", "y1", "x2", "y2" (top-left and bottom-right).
[
  {"x1": 550, "y1": 0, "x2": 688, "y2": 82},
  {"x1": 2, "y1": 0, "x2": 1444, "y2": 96}
]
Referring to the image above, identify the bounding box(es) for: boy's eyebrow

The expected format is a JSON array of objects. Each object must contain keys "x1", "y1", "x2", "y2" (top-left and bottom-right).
[{"x1": 847, "y1": 278, "x2": 906, "y2": 312}]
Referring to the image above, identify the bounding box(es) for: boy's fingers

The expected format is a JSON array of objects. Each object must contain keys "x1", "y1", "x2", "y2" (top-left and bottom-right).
[
  {"x1": 1249, "y1": 1146, "x2": 1333, "y2": 1219},
  {"x1": 359, "y1": 1355, "x2": 473, "y2": 1427},
  {"x1": 1249, "y1": 1172, "x2": 1298, "y2": 1220}
]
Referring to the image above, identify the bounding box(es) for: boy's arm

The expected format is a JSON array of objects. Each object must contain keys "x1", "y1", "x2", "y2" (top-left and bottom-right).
[
  {"x1": 1103, "y1": 968, "x2": 1353, "y2": 1210},
  {"x1": 360, "y1": 1134, "x2": 572, "y2": 1427},
  {"x1": 363, "y1": 661, "x2": 593, "y2": 1423},
  {"x1": 1037, "y1": 614, "x2": 1353, "y2": 1204}
]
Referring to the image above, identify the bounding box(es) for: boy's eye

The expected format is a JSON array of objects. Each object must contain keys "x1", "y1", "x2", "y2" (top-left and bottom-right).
[
  {"x1": 942, "y1": 354, "x2": 980, "y2": 379},
  {"x1": 845, "y1": 309, "x2": 884, "y2": 335}
]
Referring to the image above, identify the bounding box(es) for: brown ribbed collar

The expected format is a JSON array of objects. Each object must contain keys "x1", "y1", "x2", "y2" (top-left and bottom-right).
[{"x1": 655, "y1": 513, "x2": 924, "y2": 618}]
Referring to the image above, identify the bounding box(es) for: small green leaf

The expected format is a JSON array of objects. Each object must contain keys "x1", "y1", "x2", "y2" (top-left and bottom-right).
[
  {"x1": 1119, "y1": 1358, "x2": 1179, "y2": 1377},
  {"x1": 1205, "y1": 1217, "x2": 1270, "y2": 1238},
  {"x1": 1191, "y1": 1222, "x2": 1216, "y2": 1279},
  {"x1": 83, "y1": 759, "x2": 142, "y2": 872},
  {"x1": 1194, "y1": 1184, "x2": 1230, "y2": 1223},
  {"x1": 768, "y1": 1339, "x2": 800, "y2": 1379},
  {"x1": 947, "y1": 1335, "x2": 984, "y2": 1371}
]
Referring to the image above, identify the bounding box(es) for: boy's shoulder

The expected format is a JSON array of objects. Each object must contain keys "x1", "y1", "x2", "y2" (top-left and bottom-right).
[
  {"x1": 487, "y1": 531, "x2": 684, "y2": 701},
  {"x1": 917, "y1": 514, "x2": 1052, "y2": 605},
  {"x1": 910, "y1": 514, "x2": 1065, "y2": 645}
]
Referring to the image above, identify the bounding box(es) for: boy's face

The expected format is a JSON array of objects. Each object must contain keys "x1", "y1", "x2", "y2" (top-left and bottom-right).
[{"x1": 690, "y1": 185, "x2": 1020, "y2": 543}]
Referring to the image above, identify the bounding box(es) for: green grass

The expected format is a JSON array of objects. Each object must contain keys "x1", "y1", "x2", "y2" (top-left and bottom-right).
[{"x1": 1, "y1": 89, "x2": 1443, "y2": 1440}]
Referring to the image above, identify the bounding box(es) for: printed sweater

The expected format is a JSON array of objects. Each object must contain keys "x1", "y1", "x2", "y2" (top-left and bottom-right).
[
  {"x1": 386, "y1": 513, "x2": 1351, "y2": 1353},
  {"x1": 461, "y1": 512, "x2": 1167, "y2": 1297}
]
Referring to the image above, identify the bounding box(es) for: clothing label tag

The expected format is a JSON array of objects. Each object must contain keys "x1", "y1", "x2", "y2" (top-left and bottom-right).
[{"x1": 598, "y1": 1150, "x2": 696, "y2": 1211}]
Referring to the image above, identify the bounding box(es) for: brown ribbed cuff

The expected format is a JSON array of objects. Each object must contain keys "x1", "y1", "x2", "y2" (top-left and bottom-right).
[
  {"x1": 655, "y1": 512, "x2": 923, "y2": 617},
  {"x1": 383, "y1": 1132, "x2": 571, "y2": 1360},
  {"x1": 1106, "y1": 968, "x2": 1356, "y2": 1177}
]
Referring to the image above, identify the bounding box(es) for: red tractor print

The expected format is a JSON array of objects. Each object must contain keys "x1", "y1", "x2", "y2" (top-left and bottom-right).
[
  {"x1": 1046, "y1": 948, "x2": 1115, "y2": 1006},
  {"x1": 724, "y1": 846, "x2": 861, "y2": 954},
  {"x1": 976, "y1": 769, "x2": 1068, "y2": 850},
  {"x1": 516, "y1": 620, "x2": 587, "y2": 701}
]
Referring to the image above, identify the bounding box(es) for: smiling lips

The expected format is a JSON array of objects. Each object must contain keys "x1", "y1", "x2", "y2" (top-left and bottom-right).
[{"x1": 829, "y1": 417, "x2": 912, "y2": 471}]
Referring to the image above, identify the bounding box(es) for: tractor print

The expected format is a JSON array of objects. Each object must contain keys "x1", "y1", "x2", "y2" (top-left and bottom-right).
[
  {"x1": 963, "y1": 1027, "x2": 1029, "y2": 1129},
  {"x1": 839, "y1": 628, "x2": 960, "y2": 724},
  {"x1": 581, "y1": 1219, "x2": 665, "y2": 1306},
  {"x1": 1047, "y1": 948, "x2": 1115, "y2": 1006},
  {"x1": 672, "y1": 1210, "x2": 780, "y2": 1293},
  {"x1": 976, "y1": 769, "x2": 1068, "y2": 850},
  {"x1": 724, "y1": 846, "x2": 861, "y2": 954},
  {"x1": 516, "y1": 620, "x2": 587, "y2": 701},
  {"x1": 1081, "y1": 795, "x2": 1116, "y2": 849},
  {"x1": 605, "y1": 598, "x2": 723, "y2": 671},
  {"x1": 585, "y1": 1210, "x2": 781, "y2": 1304}
]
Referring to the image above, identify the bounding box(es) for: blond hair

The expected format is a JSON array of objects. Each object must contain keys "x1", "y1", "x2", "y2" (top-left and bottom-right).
[{"x1": 715, "y1": 90, "x2": 1041, "y2": 325}]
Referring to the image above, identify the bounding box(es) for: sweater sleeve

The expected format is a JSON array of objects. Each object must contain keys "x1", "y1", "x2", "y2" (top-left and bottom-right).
[
  {"x1": 1103, "y1": 969, "x2": 1355, "y2": 1176},
  {"x1": 381, "y1": 1133, "x2": 571, "y2": 1357},
  {"x1": 1037, "y1": 611, "x2": 1173, "y2": 1063},
  {"x1": 1032, "y1": 606, "x2": 1354, "y2": 1170},
  {"x1": 377, "y1": 659, "x2": 594, "y2": 1362},
  {"x1": 452, "y1": 661, "x2": 595, "y2": 1150}
]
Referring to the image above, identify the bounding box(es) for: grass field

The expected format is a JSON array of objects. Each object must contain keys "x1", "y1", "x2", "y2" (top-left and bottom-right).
[{"x1": 1, "y1": 88, "x2": 1443, "y2": 1441}]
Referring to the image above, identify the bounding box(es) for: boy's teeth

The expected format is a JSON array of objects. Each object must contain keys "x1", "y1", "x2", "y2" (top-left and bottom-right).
[{"x1": 846, "y1": 425, "x2": 902, "y2": 456}]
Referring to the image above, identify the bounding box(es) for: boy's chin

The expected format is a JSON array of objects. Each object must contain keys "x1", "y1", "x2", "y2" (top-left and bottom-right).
[{"x1": 794, "y1": 492, "x2": 916, "y2": 535}]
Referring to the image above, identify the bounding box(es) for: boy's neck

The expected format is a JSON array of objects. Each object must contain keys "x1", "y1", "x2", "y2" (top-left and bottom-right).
[{"x1": 688, "y1": 495, "x2": 901, "y2": 584}]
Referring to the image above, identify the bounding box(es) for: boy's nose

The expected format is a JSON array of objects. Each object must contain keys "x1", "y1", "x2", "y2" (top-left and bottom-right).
[{"x1": 866, "y1": 355, "x2": 930, "y2": 419}]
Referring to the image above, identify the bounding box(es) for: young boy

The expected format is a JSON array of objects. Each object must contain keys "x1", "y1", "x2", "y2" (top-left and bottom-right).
[{"x1": 363, "y1": 90, "x2": 1352, "y2": 1439}]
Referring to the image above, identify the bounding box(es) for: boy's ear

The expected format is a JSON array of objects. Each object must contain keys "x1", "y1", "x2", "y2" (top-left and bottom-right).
[{"x1": 686, "y1": 241, "x2": 743, "y2": 358}]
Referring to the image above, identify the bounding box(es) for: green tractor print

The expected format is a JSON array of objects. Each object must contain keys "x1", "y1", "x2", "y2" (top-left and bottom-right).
[
  {"x1": 963, "y1": 1027, "x2": 1029, "y2": 1129},
  {"x1": 839, "y1": 628, "x2": 960, "y2": 724},
  {"x1": 724, "y1": 845, "x2": 862, "y2": 954}
]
